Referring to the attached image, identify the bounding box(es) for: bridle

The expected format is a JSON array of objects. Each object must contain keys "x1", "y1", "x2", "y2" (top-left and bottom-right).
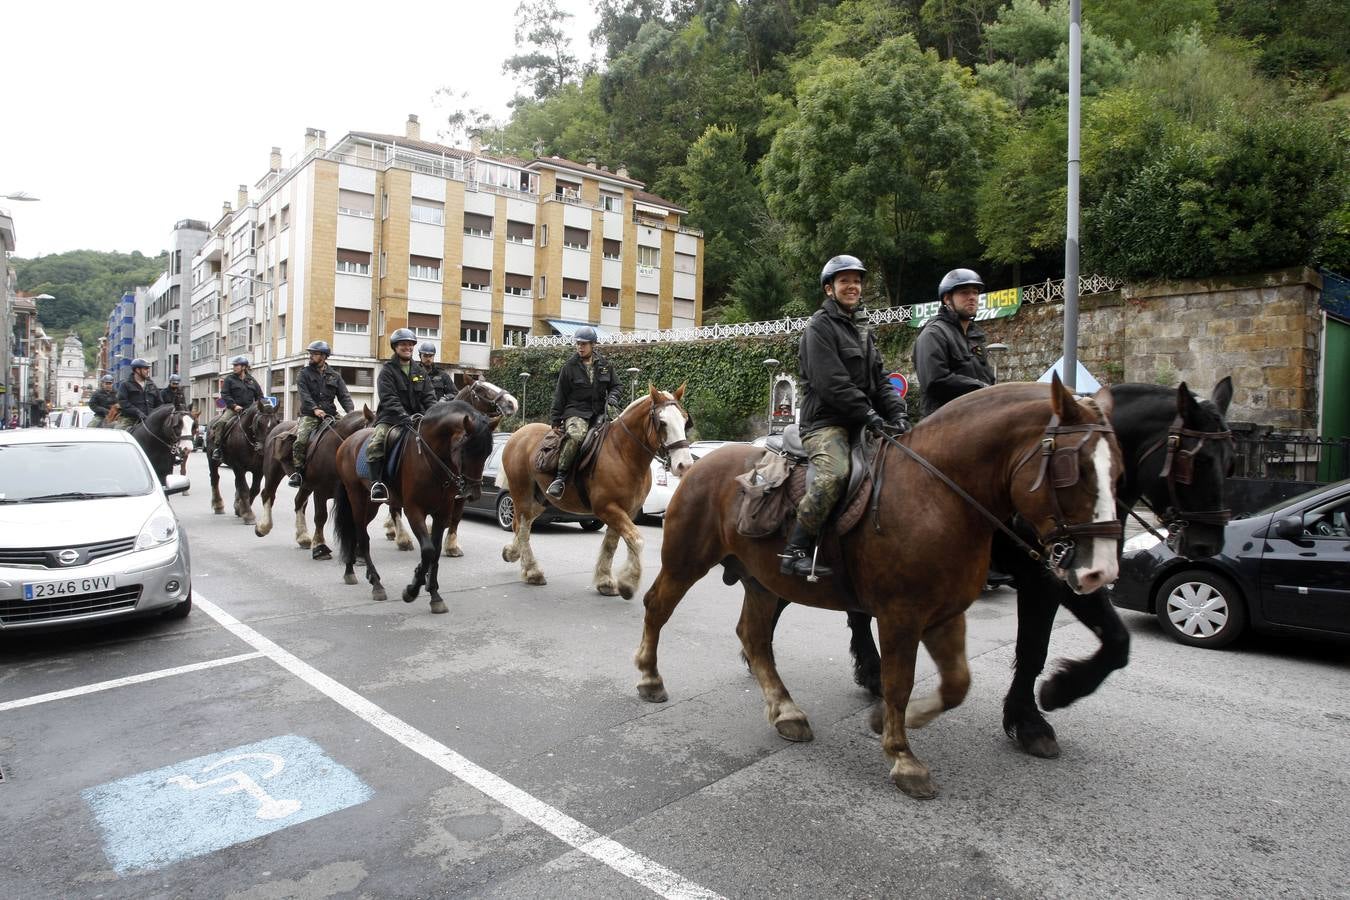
[
  {"x1": 462, "y1": 381, "x2": 515, "y2": 418},
  {"x1": 412, "y1": 413, "x2": 482, "y2": 499},
  {"x1": 245, "y1": 404, "x2": 278, "y2": 454},
  {"x1": 614, "y1": 398, "x2": 691, "y2": 467},
  {"x1": 133, "y1": 409, "x2": 184, "y2": 459},
  {"x1": 1132, "y1": 413, "x2": 1234, "y2": 550}
]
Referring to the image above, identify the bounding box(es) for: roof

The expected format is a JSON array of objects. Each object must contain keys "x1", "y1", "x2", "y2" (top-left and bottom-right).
[
  {"x1": 347, "y1": 132, "x2": 474, "y2": 160},
  {"x1": 528, "y1": 155, "x2": 643, "y2": 188},
  {"x1": 545, "y1": 319, "x2": 610, "y2": 339},
  {"x1": 633, "y1": 190, "x2": 688, "y2": 215},
  {"x1": 0, "y1": 428, "x2": 136, "y2": 446}
]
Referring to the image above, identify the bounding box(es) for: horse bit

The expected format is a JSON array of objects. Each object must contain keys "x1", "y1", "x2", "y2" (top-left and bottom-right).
[{"x1": 1132, "y1": 414, "x2": 1234, "y2": 553}]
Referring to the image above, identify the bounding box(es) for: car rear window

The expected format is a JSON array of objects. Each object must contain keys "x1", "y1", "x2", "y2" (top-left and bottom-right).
[{"x1": 0, "y1": 442, "x2": 156, "y2": 502}]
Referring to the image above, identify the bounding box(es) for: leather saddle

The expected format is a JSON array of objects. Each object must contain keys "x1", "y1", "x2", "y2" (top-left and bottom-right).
[{"x1": 766, "y1": 424, "x2": 875, "y2": 527}]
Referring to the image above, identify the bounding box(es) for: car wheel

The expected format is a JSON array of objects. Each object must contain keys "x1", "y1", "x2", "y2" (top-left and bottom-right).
[
  {"x1": 1154, "y1": 570, "x2": 1247, "y2": 649},
  {"x1": 579, "y1": 519, "x2": 604, "y2": 532},
  {"x1": 495, "y1": 494, "x2": 515, "y2": 531},
  {"x1": 164, "y1": 593, "x2": 193, "y2": 620}
]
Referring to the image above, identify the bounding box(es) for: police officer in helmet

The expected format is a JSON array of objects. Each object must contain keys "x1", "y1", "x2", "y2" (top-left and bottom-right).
[
  {"x1": 418, "y1": 342, "x2": 458, "y2": 402},
  {"x1": 288, "y1": 340, "x2": 354, "y2": 488},
  {"x1": 160, "y1": 373, "x2": 186, "y2": 410},
  {"x1": 780, "y1": 255, "x2": 911, "y2": 579},
  {"x1": 367, "y1": 328, "x2": 436, "y2": 502},
  {"x1": 913, "y1": 268, "x2": 995, "y2": 417},
  {"x1": 210, "y1": 356, "x2": 264, "y2": 460},
  {"x1": 114, "y1": 359, "x2": 158, "y2": 429},
  {"x1": 89, "y1": 374, "x2": 117, "y2": 427},
  {"x1": 546, "y1": 325, "x2": 621, "y2": 499}
]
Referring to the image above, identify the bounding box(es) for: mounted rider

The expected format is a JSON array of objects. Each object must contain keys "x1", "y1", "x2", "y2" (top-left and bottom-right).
[
  {"x1": 367, "y1": 327, "x2": 437, "y2": 503},
  {"x1": 913, "y1": 268, "x2": 995, "y2": 417},
  {"x1": 159, "y1": 373, "x2": 186, "y2": 411},
  {"x1": 418, "y1": 342, "x2": 458, "y2": 402},
  {"x1": 546, "y1": 325, "x2": 622, "y2": 499},
  {"x1": 288, "y1": 340, "x2": 354, "y2": 488},
  {"x1": 210, "y1": 355, "x2": 264, "y2": 461},
  {"x1": 780, "y1": 255, "x2": 911, "y2": 579},
  {"x1": 88, "y1": 374, "x2": 117, "y2": 427},
  {"x1": 114, "y1": 359, "x2": 159, "y2": 430}
]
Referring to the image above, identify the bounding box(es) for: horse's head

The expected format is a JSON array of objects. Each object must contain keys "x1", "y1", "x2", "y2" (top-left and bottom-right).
[
  {"x1": 248, "y1": 399, "x2": 281, "y2": 445},
  {"x1": 641, "y1": 383, "x2": 695, "y2": 476},
  {"x1": 1146, "y1": 377, "x2": 1235, "y2": 558},
  {"x1": 1009, "y1": 374, "x2": 1123, "y2": 595},
  {"x1": 420, "y1": 401, "x2": 497, "y2": 502},
  {"x1": 459, "y1": 379, "x2": 519, "y2": 419}
]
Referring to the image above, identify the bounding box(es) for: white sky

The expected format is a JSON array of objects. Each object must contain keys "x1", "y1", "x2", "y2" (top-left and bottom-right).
[{"x1": 1, "y1": 0, "x2": 600, "y2": 259}]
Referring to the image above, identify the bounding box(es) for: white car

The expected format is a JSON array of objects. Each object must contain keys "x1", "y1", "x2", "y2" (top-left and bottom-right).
[
  {"x1": 643, "y1": 441, "x2": 753, "y2": 520},
  {"x1": 0, "y1": 428, "x2": 192, "y2": 632}
]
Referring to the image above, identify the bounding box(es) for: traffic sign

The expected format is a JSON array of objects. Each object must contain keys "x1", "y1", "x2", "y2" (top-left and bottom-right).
[{"x1": 887, "y1": 373, "x2": 909, "y2": 397}]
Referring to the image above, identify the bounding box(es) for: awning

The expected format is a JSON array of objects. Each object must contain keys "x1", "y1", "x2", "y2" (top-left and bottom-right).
[{"x1": 545, "y1": 319, "x2": 606, "y2": 338}]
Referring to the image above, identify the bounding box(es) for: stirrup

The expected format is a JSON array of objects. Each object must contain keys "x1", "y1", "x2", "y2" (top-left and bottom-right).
[
  {"x1": 546, "y1": 476, "x2": 566, "y2": 499},
  {"x1": 288, "y1": 471, "x2": 304, "y2": 488},
  {"x1": 778, "y1": 546, "x2": 833, "y2": 581},
  {"x1": 369, "y1": 481, "x2": 389, "y2": 502}
]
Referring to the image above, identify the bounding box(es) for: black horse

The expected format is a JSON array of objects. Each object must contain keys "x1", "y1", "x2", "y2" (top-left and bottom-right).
[
  {"x1": 129, "y1": 404, "x2": 186, "y2": 486},
  {"x1": 207, "y1": 399, "x2": 281, "y2": 526},
  {"x1": 782, "y1": 378, "x2": 1234, "y2": 758}
]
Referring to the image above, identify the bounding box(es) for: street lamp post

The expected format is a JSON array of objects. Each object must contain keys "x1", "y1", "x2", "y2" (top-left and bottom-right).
[
  {"x1": 625, "y1": 366, "x2": 641, "y2": 403},
  {"x1": 986, "y1": 343, "x2": 1009, "y2": 382},
  {"x1": 519, "y1": 372, "x2": 531, "y2": 425},
  {"x1": 762, "y1": 357, "x2": 780, "y2": 432}
]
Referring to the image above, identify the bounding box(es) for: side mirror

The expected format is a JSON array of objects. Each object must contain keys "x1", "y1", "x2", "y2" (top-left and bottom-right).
[
  {"x1": 164, "y1": 474, "x2": 191, "y2": 496},
  {"x1": 1272, "y1": 516, "x2": 1304, "y2": 540}
]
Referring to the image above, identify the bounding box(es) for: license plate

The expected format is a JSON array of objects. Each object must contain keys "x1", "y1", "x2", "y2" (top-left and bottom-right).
[{"x1": 23, "y1": 576, "x2": 116, "y2": 601}]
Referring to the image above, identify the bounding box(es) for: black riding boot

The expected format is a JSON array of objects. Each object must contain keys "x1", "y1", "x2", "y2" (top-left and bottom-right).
[
  {"x1": 369, "y1": 458, "x2": 388, "y2": 502},
  {"x1": 779, "y1": 522, "x2": 832, "y2": 579},
  {"x1": 546, "y1": 465, "x2": 568, "y2": 500}
]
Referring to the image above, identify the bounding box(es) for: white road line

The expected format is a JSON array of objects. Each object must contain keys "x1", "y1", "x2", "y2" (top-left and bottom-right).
[
  {"x1": 193, "y1": 593, "x2": 723, "y2": 900},
  {"x1": 0, "y1": 652, "x2": 264, "y2": 712}
]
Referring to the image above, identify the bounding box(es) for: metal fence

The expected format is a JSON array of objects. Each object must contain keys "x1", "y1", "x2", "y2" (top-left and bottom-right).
[{"x1": 1227, "y1": 432, "x2": 1350, "y2": 514}]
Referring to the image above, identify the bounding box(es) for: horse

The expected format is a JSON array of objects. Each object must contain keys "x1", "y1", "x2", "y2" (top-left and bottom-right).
[
  {"x1": 379, "y1": 379, "x2": 520, "y2": 557},
  {"x1": 634, "y1": 376, "x2": 1123, "y2": 799},
  {"x1": 498, "y1": 385, "x2": 696, "y2": 598},
  {"x1": 331, "y1": 398, "x2": 500, "y2": 613},
  {"x1": 207, "y1": 399, "x2": 281, "y2": 525},
  {"x1": 128, "y1": 404, "x2": 186, "y2": 485},
  {"x1": 178, "y1": 410, "x2": 199, "y2": 479},
  {"x1": 254, "y1": 406, "x2": 374, "y2": 559},
  {"x1": 828, "y1": 378, "x2": 1234, "y2": 759}
]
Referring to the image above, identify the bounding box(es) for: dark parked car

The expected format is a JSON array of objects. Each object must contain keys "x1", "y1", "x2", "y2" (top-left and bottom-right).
[
  {"x1": 1109, "y1": 478, "x2": 1350, "y2": 649},
  {"x1": 462, "y1": 433, "x2": 604, "y2": 532}
]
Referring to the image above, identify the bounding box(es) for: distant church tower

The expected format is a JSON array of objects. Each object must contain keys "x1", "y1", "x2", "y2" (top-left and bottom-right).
[{"x1": 57, "y1": 334, "x2": 87, "y2": 410}]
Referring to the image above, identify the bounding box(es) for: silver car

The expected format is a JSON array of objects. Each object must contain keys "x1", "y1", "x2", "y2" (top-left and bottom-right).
[{"x1": 0, "y1": 428, "x2": 192, "y2": 632}]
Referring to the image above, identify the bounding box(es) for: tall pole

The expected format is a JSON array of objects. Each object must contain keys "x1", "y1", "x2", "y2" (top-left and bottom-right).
[{"x1": 1062, "y1": 0, "x2": 1082, "y2": 391}]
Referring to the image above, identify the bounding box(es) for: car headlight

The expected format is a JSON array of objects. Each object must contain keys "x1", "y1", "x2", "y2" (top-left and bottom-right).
[
  {"x1": 1122, "y1": 530, "x2": 1165, "y2": 554},
  {"x1": 136, "y1": 507, "x2": 178, "y2": 549}
]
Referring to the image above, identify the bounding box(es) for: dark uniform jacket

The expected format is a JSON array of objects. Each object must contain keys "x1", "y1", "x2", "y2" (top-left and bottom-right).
[
  {"x1": 550, "y1": 353, "x2": 622, "y2": 427},
  {"x1": 88, "y1": 388, "x2": 116, "y2": 417},
  {"x1": 221, "y1": 372, "x2": 264, "y2": 410},
  {"x1": 426, "y1": 366, "x2": 457, "y2": 402},
  {"x1": 116, "y1": 378, "x2": 159, "y2": 422},
  {"x1": 374, "y1": 358, "x2": 436, "y2": 427},
  {"x1": 913, "y1": 304, "x2": 995, "y2": 417},
  {"x1": 159, "y1": 387, "x2": 185, "y2": 410},
  {"x1": 798, "y1": 298, "x2": 908, "y2": 434},
  {"x1": 297, "y1": 363, "x2": 355, "y2": 418}
]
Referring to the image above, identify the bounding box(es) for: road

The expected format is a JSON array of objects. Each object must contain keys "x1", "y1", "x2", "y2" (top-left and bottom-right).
[{"x1": 3, "y1": 453, "x2": 1348, "y2": 899}]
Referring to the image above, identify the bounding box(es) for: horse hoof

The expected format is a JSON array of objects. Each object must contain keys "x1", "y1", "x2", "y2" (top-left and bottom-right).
[
  {"x1": 637, "y1": 680, "x2": 667, "y2": 703},
  {"x1": 429, "y1": 599, "x2": 448, "y2": 614},
  {"x1": 1021, "y1": 734, "x2": 1061, "y2": 759},
  {"x1": 618, "y1": 583, "x2": 636, "y2": 600},
  {"x1": 343, "y1": 573, "x2": 358, "y2": 585},
  {"x1": 372, "y1": 587, "x2": 387, "y2": 602},
  {"x1": 297, "y1": 537, "x2": 312, "y2": 549},
  {"x1": 502, "y1": 546, "x2": 520, "y2": 563},
  {"x1": 1038, "y1": 679, "x2": 1072, "y2": 712},
  {"x1": 396, "y1": 540, "x2": 414, "y2": 552},
  {"x1": 402, "y1": 587, "x2": 417, "y2": 603},
  {"x1": 868, "y1": 703, "x2": 884, "y2": 735},
  {"x1": 253, "y1": 526, "x2": 265, "y2": 537},
  {"x1": 524, "y1": 572, "x2": 547, "y2": 586},
  {"x1": 892, "y1": 771, "x2": 938, "y2": 800},
  {"x1": 774, "y1": 717, "x2": 814, "y2": 743},
  {"x1": 596, "y1": 582, "x2": 620, "y2": 596},
  {"x1": 213, "y1": 508, "x2": 224, "y2": 515},
  {"x1": 312, "y1": 546, "x2": 332, "y2": 561},
  {"x1": 444, "y1": 546, "x2": 463, "y2": 558}
]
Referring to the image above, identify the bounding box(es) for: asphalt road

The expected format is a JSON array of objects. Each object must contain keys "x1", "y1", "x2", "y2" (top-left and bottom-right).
[{"x1": 2, "y1": 453, "x2": 1348, "y2": 899}]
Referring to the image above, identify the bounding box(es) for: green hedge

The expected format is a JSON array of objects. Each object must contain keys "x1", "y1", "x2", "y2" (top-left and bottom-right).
[{"x1": 488, "y1": 323, "x2": 921, "y2": 440}]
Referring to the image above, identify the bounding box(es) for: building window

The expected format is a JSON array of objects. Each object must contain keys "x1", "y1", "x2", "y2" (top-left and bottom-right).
[
  {"x1": 278, "y1": 314, "x2": 286, "y2": 339},
  {"x1": 461, "y1": 321, "x2": 488, "y2": 344},
  {"x1": 336, "y1": 248, "x2": 372, "y2": 276},
  {"x1": 227, "y1": 320, "x2": 251, "y2": 351},
  {"x1": 674, "y1": 251, "x2": 697, "y2": 274},
  {"x1": 334, "y1": 308, "x2": 370, "y2": 334},
  {"x1": 601, "y1": 192, "x2": 622, "y2": 213},
  {"x1": 563, "y1": 226, "x2": 589, "y2": 250},
  {"x1": 409, "y1": 254, "x2": 442, "y2": 282},
  {"x1": 409, "y1": 312, "x2": 440, "y2": 338},
  {"x1": 538, "y1": 224, "x2": 547, "y2": 247},
  {"x1": 382, "y1": 193, "x2": 389, "y2": 219},
  {"x1": 463, "y1": 212, "x2": 493, "y2": 238},
  {"x1": 603, "y1": 238, "x2": 622, "y2": 260},
  {"x1": 602, "y1": 286, "x2": 620, "y2": 308},
  {"x1": 503, "y1": 272, "x2": 533, "y2": 298},
  {"x1": 506, "y1": 220, "x2": 534, "y2": 244},
  {"x1": 280, "y1": 206, "x2": 290, "y2": 230},
  {"x1": 561, "y1": 277, "x2": 588, "y2": 302},
  {"x1": 380, "y1": 251, "x2": 387, "y2": 278},
  {"x1": 555, "y1": 180, "x2": 581, "y2": 201},
  {"x1": 461, "y1": 266, "x2": 491, "y2": 292},
  {"x1": 638, "y1": 245, "x2": 660, "y2": 268},
  {"x1": 338, "y1": 189, "x2": 375, "y2": 218},
  {"x1": 411, "y1": 199, "x2": 445, "y2": 226},
  {"x1": 503, "y1": 326, "x2": 531, "y2": 346},
  {"x1": 279, "y1": 260, "x2": 288, "y2": 283}
]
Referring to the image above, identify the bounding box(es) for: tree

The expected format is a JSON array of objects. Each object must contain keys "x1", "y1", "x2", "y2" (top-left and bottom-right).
[
  {"x1": 678, "y1": 125, "x2": 768, "y2": 306},
  {"x1": 1082, "y1": 0, "x2": 1218, "y2": 56},
  {"x1": 762, "y1": 36, "x2": 1010, "y2": 304},
  {"x1": 503, "y1": 0, "x2": 581, "y2": 99}
]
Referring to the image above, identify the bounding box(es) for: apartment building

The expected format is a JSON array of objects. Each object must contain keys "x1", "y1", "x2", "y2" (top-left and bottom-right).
[
  {"x1": 136, "y1": 219, "x2": 208, "y2": 393},
  {"x1": 106, "y1": 291, "x2": 136, "y2": 383},
  {"x1": 189, "y1": 116, "x2": 704, "y2": 419}
]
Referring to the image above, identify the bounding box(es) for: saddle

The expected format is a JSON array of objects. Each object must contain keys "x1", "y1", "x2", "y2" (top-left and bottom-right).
[
  {"x1": 532, "y1": 424, "x2": 609, "y2": 479},
  {"x1": 733, "y1": 424, "x2": 878, "y2": 539},
  {"x1": 355, "y1": 426, "x2": 410, "y2": 482}
]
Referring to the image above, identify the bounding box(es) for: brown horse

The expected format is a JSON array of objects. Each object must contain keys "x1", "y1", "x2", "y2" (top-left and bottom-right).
[
  {"x1": 331, "y1": 399, "x2": 500, "y2": 613},
  {"x1": 499, "y1": 385, "x2": 695, "y2": 598},
  {"x1": 254, "y1": 406, "x2": 373, "y2": 558},
  {"x1": 633, "y1": 377, "x2": 1123, "y2": 799},
  {"x1": 207, "y1": 399, "x2": 281, "y2": 525}
]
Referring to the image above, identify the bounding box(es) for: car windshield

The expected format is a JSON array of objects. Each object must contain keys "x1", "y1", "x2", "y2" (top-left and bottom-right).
[{"x1": 0, "y1": 442, "x2": 155, "y2": 502}]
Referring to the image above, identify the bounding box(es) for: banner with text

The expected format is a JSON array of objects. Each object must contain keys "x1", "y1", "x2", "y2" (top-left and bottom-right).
[{"x1": 907, "y1": 287, "x2": 1022, "y2": 328}]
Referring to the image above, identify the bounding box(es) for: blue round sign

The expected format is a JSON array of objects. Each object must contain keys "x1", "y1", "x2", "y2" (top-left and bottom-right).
[{"x1": 887, "y1": 373, "x2": 909, "y2": 398}]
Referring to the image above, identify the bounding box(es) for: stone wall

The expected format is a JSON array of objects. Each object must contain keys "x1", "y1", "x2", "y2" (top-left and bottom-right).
[{"x1": 979, "y1": 267, "x2": 1324, "y2": 431}]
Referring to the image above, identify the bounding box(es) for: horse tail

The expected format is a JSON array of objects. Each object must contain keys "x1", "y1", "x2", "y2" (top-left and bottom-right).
[{"x1": 333, "y1": 483, "x2": 358, "y2": 568}]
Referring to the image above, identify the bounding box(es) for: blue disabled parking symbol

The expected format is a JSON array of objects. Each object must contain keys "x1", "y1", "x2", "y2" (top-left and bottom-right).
[{"x1": 83, "y1": 735, "x2": 372, "y2": 875}]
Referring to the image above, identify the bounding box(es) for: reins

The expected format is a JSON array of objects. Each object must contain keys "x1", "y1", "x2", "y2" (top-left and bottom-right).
[
  {"x1": 411, "y1": 414, "x2": 479, "y2": 497},
  {"x1": 614, "y1": 400, "x2": 690, "y2": 467},
  {"x1": 1134, "y1": 413, "x2": 1234, "y2": 545}
]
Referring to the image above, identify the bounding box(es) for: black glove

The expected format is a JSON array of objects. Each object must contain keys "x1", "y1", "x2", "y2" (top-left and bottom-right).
[
  {"x1": 887, "y1": 416, "x2": 913, "y2": 436},
  {"x1": 866, "y1": 412, "x2": 888, "y2": 432}
]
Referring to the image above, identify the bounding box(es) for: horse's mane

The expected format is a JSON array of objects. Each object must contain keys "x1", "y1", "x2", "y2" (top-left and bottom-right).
[
  {"x1": 428, "y1": 398, "x2": 494, "y2": 461},
  {"x1": 917, "y1": 382, "x2": 1083, "y2": 429},
  {"x1": 1107, "y1": 382, "x2": 1228, "y2": 430}
]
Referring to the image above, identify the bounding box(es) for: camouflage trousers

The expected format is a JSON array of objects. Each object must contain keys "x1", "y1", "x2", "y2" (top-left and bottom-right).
[
  {"x1": 794, "y1": 425, "x2": 850, "y2": 535},
  {"x1": 366, "y1": 422, "x2": 394, "y2": 477},
  {"x1": 557, "y1": 416, "x2": 589, "y2": 472},
  {"x1": 292, "y1": 415, "x2": 321, "y2": 469},
  {"x1": 210, "y1": 407, "x2": 239, "y2": 446},
  {"x1": 90, "y1": 415, "x2": 106, "y2": 429},
  {"x1": 113, "y1": 416, "x2": 139, "y2": 431}
]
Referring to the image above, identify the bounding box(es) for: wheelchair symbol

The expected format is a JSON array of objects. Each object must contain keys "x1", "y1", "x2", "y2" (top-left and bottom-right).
[{"x1": 166, "y1": 751, "x2": 302, "y2": 821}]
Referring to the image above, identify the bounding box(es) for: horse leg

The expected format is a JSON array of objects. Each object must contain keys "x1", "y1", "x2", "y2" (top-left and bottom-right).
[
  {"x1": 310, "y1": 494, "x2": 332, "y2": 560},
  {"x1": 846, "y1": 610, "x2": 883, "y2": 698},
  {"x1": 235, "y1": 468, "x2": 255, "y2": 525},
  {"x1": 393, "y1": 509, "x2": 415, "y2": 551},
  {"x1": 383, "y1": 508, "x2": 398, "y2": 542},
  {"x1": 401, "y1": 513, "x2": 433, "y2": 605},
  {"x1": 634, "y1": 567, "x2": 704, "y2": 703},
  {"x1": 426, "y1": 516, "x2": 449, "y2": 614},
  {"x1": 503, "y1": 503, "x2": 547, "y2": 585},
  {"x1": 600, "y1": 509, "x2": 644, "y2": 599},
  {"x1": 904, "y1": 614, "x2": 971, "y2": 730},
  {"x1": 442, "y1": 527, "x2": 463, "y2": 558},
  {"x1": 294, "y1": 492, "x2": 313, "y2": 549},
  {"x1": 209, "y1": 460, "x2": 224, "y2": 514},
  {"x1": 737, "y1": 580, "x2": 813, "y2": 742},
  {"x1": 1038, "y1": 589, "x2": 1131, "y2": 712},
  {"x1": 874, "y1": 617, "x2": 934, "y2": 799},
  {"x1": 361, "y1": 522, "x2": 385, "y2": 603},
  {"x1": 1002, "y1": 577, "x2": 1064, "y2": 759},
  {"x1": 592, "y1": 529, "x2": 621, "y2": 595}
]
